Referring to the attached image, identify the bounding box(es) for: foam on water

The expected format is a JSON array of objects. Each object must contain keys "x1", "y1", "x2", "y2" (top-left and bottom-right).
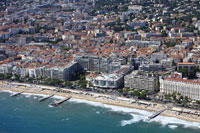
[
  {"x1": 53, "y1": 95, "x2": 65, "y2": 99},
  {"x1": 121, "y1": 114, "x2": 144, "y2": 126},
  {"x1": 168, "y1": 125, "x2": 178, "y2": 129},
  {"x1": 2, "y1": 90, "x2": 200, "y2": 129},
  {"x1": 48, "y1": 105, "x2": 53, "y2": 108},
  {"x1": 23, "y1": 92, "x2": 48, "y2": 98},
  {"x1": 1, "y1": 90, "x2": 15, "y2": 94},
  {"x1": 152, "y1": 115, "x2": 200, "y2": 129},
  {"x1": 96, "y1": 111, "x2": 100, "y2": 114},
  {"x1": 69, "y1": 98, "x2": 200, "y2": 129}
]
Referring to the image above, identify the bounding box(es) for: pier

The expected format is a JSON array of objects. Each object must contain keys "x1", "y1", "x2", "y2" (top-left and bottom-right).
[
  {"x1": 146, "y1": 109, "x2": 167, "y2": 121},
  {"x1": 10, "y1": 91, "x2": 25, "y2": 97},
  {"x1": 38, "y1": 94, "x2": 55, "y2": 102},
  {"x1": 50, "y1": 97, "x2": 71, "y2": 107}
]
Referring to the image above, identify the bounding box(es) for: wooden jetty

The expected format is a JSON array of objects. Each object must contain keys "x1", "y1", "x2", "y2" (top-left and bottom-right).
[
  {"x1": 50, "y1": 97, "x2": 71, "y2": 107},
  {"x1": 10, "y1": 91, "x2": 25, "y2": 97},
  {"x1": 38, "y1": 94, "x2": 55, "y2": 102},
  {"x1": 146, "y1": 109, "x2": 166, "y2": 121}
]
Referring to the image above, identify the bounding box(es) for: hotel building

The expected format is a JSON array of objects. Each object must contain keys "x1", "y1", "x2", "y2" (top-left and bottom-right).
[{"x1": 160, "y1": 77, "x2": 200, "y2": 100}]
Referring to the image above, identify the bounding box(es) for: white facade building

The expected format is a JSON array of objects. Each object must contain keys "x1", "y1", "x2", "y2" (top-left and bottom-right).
[
  {"x1": 160, "y1": 77, "x2": 200, "y2": 100},
  {"x1": 93, "y1": 74, "x2": 123, "y2": 89}
]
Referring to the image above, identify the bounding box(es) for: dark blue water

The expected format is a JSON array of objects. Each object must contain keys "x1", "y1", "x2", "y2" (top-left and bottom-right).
[{"x1": 0, "y1": 92, "x2": 199, "y2": 133}]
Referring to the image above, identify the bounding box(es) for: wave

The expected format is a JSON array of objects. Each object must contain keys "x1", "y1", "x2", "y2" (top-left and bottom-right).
[
  {"x1": 168, "y1": 125, "x2": 178, "y2": 129},
  {"x1": 48, "y1": 105, "x2": 53, "y2": 108},
  {"x1": 61, "y1": 118, "x2": 70, "y2": 121},
  {"x1": 96, "y1": 111, "x2": 100, "y2": 114},
  {"x1": 53, "y1": 95, "x2": 65, "y2": 99},
  {"x1": 1, "y1": 90, "x2": 15, "y2": 94},
  {"x1": 2, "y1": 89, "x2": 200, "y2": 129},
  {"x1": 68, "y1": 98, "x2": 200, "y2": 129},
  {"x1": 121, "y1": 114, "x2": 144, "y2": 126},
  {"x1": 152, "y1": 115, "x2": 200, "y2": 129},
  {"x1": 23, "y1": 92, "x2": 48, "y2": 98}
]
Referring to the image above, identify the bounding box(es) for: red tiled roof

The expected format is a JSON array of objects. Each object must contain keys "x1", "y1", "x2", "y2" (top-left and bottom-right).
[{"x1": 165, "y1": 77, "x2": 200, "y2": 84}]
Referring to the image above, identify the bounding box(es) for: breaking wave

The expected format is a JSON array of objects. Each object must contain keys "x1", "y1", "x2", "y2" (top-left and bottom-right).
[{"x1": 2, "y1": 89, "x2": 200, "y2": 129}]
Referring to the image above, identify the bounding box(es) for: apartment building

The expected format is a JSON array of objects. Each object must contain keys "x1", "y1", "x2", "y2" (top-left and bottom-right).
[
  {"x1": 139, "y1": 63, "x2": 165, "y2": 72},
  {"x1": 43, "y1": 62, "x2": 80, "y2": 81},
  {"x1": 177, "y1": 62, "x2": 196, "y2": 73},
  {"x1": 124, "y1": 72, "x2": 159, "y2": 91}
]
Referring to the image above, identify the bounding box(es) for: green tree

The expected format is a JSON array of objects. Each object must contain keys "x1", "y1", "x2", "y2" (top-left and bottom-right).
[
  {"x1": 78, "y1": 74, "x2": 87, "y2": 89},
  {"x1": 80, "y1": 81, "x2": 87, "y2": 89},
  {"x1": 178, "y1": 68, "x2": 188, "y2": 77},
  {"x1": 14, "y1": 74, "x2": 20, "y2": 81},
  {"x1": 118, "y1": 89, "x2": 123, "y2": 94},
  {"x1": 65, "y1": 80, "x2": 72, "y2": 87},
  {"x1": 196, "y1": 100, "x2": 200, "y2": 105},
  {"x1": 5, "y1": 73, "x2": 12, "y2": 79},
  {"x1": 140, "y1": 91, "x2": 146, "y2": 99},
  {"x1": 61, "y1": 46, "x2": 71, "y2": 51},
  {"x1": 133, "y1": 90, "x2": 140, "y2": 97},
  {"x1": 45, "y1": 79, "x2": 63, "y2": 86}
]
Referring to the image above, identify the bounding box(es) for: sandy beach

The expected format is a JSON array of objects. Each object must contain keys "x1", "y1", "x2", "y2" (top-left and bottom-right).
[{"x1": 0, "y1": 81, "x2": 200, "y2": 123}]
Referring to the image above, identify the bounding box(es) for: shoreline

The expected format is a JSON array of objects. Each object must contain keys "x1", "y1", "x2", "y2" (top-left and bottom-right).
[{"x1": 0, "y1": 81, "x2": 200, "y2": 124}]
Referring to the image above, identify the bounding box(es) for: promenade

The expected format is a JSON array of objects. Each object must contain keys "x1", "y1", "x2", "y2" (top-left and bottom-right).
[{"x1": 0, "y1": 81, "x2": 200, "y2": 123}]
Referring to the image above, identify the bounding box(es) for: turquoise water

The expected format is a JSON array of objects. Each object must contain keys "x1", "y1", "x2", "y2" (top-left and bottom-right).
[{"x1": 0, "y1": 91, "x2": 199, "y2": 133}]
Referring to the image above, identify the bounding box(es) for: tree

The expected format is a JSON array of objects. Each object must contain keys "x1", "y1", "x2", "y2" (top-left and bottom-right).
[
  {"x1": 5, "y1": 73, "x2": 12, "y2": 79},
  {"x1": 196, "y1": 100, "x2": 200, "y2": 105},
  {"x1": 165, "y1": 93, "x2": 172, "y2": 100},
  {"x1": 133, "y1": 90, "x2": 140, "y2": 97},
  {"x1": 161, "y1": 31, "x2": 167, "y2": 37},
  {"x1": 61, "y1": 46, "x2": 71, "y2": 51},
  {"x1": 80, "y1": 81, "x2": 87, "y2": 89},
  {"x1": 140, "y1": 91, "x2": 146, "y2": 99},
  {"x1": 178, "y1": 68, "x2": 188, "y2": 77},
  {"x1": 172, "y1": 92, "x2": 177, "y2": 100},
  {"x1": 78, "y1": 74, "x2": 87, "y2": 89},
  {"x1": 118, "y1": 89, "x2": 123, "y2": 94},
  {"x1": 45, "y1": 79, "x2": 63, "y2": 86},
  {"x1": 65, "y1": 80, "x2": 72, "y2": 87},
  {"x1": 184, "y1": 96, "x2": 189, "y2": 102},
  {"x1": 14, "y1": 74, "x2": 20, "y2": 81},
  {"x1": 122, "y1": 87, "x2": 130, "y2": 95}
]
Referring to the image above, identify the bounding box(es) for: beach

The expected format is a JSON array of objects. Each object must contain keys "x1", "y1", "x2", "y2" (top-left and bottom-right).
[{"x1": 0, "y1": 81, "x2": 200, "y2": 124}]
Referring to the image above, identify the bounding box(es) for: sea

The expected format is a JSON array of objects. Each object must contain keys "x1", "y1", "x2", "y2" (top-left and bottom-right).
[{"x1": 0, "y1": 90, "x2": 200, "y2": 133}]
